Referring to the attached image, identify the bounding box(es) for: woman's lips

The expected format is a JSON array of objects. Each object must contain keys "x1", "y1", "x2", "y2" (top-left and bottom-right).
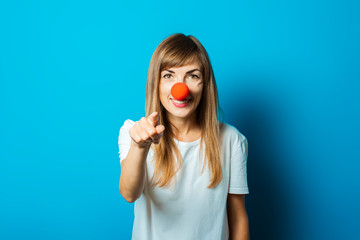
[{"x1": 171, "y1": 98, "x2": 191, "y2": 108}]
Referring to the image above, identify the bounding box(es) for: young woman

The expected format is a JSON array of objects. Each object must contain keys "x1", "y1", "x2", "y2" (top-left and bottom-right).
[{"x1": 118, "y1": 33, "x2": 250, "y2": 240}]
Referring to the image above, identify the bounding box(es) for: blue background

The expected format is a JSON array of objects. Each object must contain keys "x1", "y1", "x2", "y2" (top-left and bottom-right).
[{"x1": 1, "y1": 0, "x2": 359, "y2": 239}]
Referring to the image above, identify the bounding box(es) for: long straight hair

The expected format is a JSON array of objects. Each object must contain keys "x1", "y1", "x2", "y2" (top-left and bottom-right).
[{"x1": 145, "y1": 33, "x2": 224, "y2": 189}]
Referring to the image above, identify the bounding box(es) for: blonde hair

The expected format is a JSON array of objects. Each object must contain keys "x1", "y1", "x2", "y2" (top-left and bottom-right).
[{"x1": 145, "y1": 33, "x2": 224, "y2": 189}]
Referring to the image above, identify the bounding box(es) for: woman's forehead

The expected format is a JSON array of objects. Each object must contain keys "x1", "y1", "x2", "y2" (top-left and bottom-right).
[
  {"x1": 161, "y1": 58, "x2": 202, "y2": 71},
  {"x1": 162, "y1": 62, "x2": 201, "y2": 72}
]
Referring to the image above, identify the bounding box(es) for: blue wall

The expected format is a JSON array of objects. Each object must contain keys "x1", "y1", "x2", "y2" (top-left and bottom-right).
[{"x1": 1, "y1": 1, "x2": 359, "y2": 239}]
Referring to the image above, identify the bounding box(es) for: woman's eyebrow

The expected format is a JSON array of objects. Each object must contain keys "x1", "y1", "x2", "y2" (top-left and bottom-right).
[{"x1": 163, "y1": 69, "x2": 201, "y2": 74}]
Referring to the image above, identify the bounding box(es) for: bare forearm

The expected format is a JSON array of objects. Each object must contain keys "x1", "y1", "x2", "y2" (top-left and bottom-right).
[
  {"x1": 229, "y1": 214, "x2": 250, "y2": 240},
  {"x1": 119, "y1": 142, "x2": 149, "y2": 202}
]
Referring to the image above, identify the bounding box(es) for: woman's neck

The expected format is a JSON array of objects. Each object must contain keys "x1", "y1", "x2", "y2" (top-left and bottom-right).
[{"x1": 166, "y1": 112, "x2": 201, "y2": 141}]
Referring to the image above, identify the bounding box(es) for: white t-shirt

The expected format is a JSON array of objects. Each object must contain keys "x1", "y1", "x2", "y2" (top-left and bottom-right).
[{"x1": 118, "y1": 119, "x2": 249, "y2": 240}]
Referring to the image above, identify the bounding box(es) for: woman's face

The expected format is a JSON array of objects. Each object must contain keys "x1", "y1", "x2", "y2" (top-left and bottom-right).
[{"x1": 159, "y1": 61, "x2": 204, "y2": 120}]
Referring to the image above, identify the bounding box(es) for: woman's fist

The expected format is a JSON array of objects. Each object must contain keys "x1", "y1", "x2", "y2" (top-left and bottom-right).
[{"x1": 129, "y1": 112, "x2": 165, "y2": 148}]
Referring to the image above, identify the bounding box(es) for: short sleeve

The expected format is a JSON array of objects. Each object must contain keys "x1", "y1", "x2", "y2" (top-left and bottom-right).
[
  {"x1": 118, "y1": 119, "x2": 136, "y2": 165},
  {"x1": 229, "y1": 136, "x2": 249, "y2": 194}
]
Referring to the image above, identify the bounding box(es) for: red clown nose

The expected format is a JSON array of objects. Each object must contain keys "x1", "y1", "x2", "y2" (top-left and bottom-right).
[{"x1": 171, "y1": 83, "x2": 189, "y2": 100}]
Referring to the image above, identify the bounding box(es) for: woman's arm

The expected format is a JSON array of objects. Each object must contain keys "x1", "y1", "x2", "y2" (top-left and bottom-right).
[
  {"x1": 119, "y1": 141, "x2": 149, "y2": 203},
  {"x1": 119, "y1": 112, "x2": 165, "y2": 203},
  {"x1": 227, "y1": 194, "x2": 250, "y2": 240}
]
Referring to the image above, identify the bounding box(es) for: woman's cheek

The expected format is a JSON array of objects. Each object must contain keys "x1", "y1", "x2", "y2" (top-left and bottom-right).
[
  {"x1": 164, "y1": 82, "x2": 173, "y2": 90},
  {"x1": 190, "y1": 81, "x2": 202, "y2": 90},
  {"x1": 195, "y1": 83, "x2": 204, "y2": 93},
  {"x1": 159, "y1": 81, "x2": 172, "y2": 94}
]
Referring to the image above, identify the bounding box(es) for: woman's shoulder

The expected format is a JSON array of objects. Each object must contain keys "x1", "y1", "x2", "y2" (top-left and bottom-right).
[
  {"x1": 219, "y1": 121, "x2": 247, "y2": 143},
  {"x1": 118, "y1": 119, "x2": 136, "y2": 140},
  {"x1": 120, "y1": 119, "x2": 136, "y2": 130}
]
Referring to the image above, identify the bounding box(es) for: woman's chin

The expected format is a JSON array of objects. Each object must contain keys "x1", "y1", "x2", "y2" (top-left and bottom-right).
[{"x1": 167, "y1": 109, "x2": 195, "y2": 120}]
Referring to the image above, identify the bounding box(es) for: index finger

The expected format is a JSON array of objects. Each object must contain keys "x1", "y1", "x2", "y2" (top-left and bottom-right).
[{"x1": 147, "y1": 111, "x2": 159, "y2": 127}]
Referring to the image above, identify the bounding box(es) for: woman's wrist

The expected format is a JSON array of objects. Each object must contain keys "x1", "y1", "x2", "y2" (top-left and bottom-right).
[{"x1": 131, "y1": 140, "x2": 151, "y2": 152}]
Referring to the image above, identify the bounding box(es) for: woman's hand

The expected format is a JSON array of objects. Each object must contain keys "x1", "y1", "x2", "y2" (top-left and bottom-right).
[{"x1": 129, "y1": 112, "x2": 165, "y2": 148}]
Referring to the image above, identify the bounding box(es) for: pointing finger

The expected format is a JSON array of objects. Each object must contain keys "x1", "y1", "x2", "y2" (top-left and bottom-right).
[{"x1": 147, "y1": 111, "x2": 159, "y2": 127}]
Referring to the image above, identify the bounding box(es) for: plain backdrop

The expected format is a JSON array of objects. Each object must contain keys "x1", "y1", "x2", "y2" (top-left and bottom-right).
[{"x1": 1, "y1": 0, "x2": 359, "y2": 239}]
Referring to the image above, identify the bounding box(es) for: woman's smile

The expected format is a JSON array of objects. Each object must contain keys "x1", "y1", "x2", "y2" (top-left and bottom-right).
[{"x1": 171, "y1": 98, "x2": 192, "y2": 108}]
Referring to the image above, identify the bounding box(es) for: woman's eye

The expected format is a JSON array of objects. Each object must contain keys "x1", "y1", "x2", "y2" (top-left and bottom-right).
[
  {"x1": 189, "y1": 74, "x2": 200, "y2": 79},
  {"x1": 163, "y1": 74, "x2": 172, "y2": 79}
]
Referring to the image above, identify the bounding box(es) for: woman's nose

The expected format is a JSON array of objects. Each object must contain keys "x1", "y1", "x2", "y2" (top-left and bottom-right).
[{"x1": 171, "y1": 82, "x2": 189, "y2": 100}]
